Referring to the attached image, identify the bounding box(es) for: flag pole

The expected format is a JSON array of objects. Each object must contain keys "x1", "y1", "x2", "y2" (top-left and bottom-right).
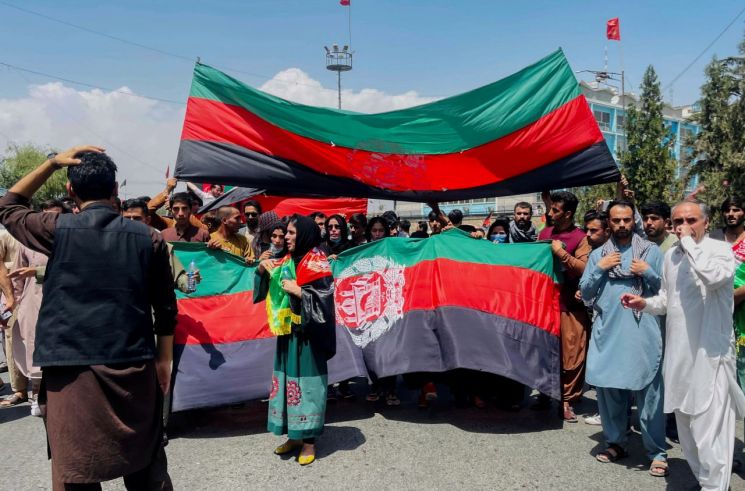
[
  {"x1": 348, "y1": 1, "x2": 352, "y2": 48},
  {"x1": 619, "y1": 43, "x2": 626, "y2": 111}
]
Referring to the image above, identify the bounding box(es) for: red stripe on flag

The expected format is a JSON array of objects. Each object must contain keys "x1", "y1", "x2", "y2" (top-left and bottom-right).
[
  {"x1": 264, "y1": 197, "x2": 367, "y2": 219},
  {"x1": 175, "y1": 291, "x2": 272, "y2": 344},
  {"x1": 336, "y1": 259, "x2": 561, "y2": 337},
  {"x1": 404, "y1": 260, "x2": 560, "y2": 336},
  {"x1": 181, "y1": 95, "x2": 604, "y2": 192}
]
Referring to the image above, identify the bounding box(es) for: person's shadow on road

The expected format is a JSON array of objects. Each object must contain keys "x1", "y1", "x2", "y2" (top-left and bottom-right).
[
  {"x1": 315, "y1": 425, "x2": 366, "y2": 459},
  {"x1": 0, "y1": 403, "x2": 31, "y2": 425}
]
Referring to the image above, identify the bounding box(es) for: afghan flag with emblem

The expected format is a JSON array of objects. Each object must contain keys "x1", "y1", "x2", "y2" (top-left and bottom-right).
[
  {"x1": 332, "y1": 229, "x2": 562, "y2": 399},
  {"x1": 170, "y1": 242, "x2": 366, "y2": 412},
  {"x1": 176, "y1": 49, "x2": 619, "y2": 201}
]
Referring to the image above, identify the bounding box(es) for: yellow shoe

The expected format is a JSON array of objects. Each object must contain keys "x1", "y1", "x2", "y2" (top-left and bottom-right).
[
  {"x1": 297, "y1": 453, "x2": 315, "y2": 466},
  {"x1": 274, "y1": 441, "x2": 302, "y2": 455}
]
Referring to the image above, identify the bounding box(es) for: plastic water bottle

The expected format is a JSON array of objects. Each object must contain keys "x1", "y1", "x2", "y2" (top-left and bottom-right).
[{"x1": 187, "y1": 260, "x2": 197, "y2": 293}]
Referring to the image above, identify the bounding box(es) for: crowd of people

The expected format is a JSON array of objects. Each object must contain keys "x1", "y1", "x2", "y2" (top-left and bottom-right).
[{"x1": 0, "y1": 146, "x2": 744, "y2": 490}]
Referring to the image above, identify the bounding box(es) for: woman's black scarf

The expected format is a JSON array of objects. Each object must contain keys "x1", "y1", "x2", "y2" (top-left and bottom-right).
[{"x1": 291, "y1": 214, "x2": 322, "y2": 265}]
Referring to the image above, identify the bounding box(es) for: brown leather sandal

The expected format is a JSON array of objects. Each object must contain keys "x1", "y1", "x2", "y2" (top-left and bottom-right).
[
  {"x1": 649, "y1": 460, "x2": 669, "y2": 477},
  {"x1": 0, "y1": 392, "x2": 28, "y2": 408}
]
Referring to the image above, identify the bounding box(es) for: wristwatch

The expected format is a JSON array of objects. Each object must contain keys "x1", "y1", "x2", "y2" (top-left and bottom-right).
[{"x1": 46, "y1": 152, "x2": 61, "y2": 170}]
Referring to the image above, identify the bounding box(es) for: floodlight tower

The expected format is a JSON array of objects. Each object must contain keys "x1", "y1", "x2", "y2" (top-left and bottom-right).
[{"x1": 325, "y1": 44, "x2": 352, "y2": 109}]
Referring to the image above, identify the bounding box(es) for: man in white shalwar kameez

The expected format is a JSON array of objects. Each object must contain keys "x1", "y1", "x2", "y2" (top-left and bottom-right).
[{"x1": 622, "y1": 201, "x2": 745, "y2": 491}]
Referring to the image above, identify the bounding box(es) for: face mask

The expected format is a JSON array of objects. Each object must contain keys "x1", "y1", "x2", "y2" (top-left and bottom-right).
[
  {"x1": 246, "y1": 218, "x2": 259, "y2": 228},
  {"x1": 330, "y1": 236, "x2": 342, "y2": 244},
  {"x1": 490, "y1": 233, "x2": 507, "y2": 243},
  {"x1": 270, "y1": 244, "x2": 283, "y2": 255}
]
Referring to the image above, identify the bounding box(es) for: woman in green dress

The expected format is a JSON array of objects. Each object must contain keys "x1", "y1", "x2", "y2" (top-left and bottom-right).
[{"x1": 255, "y1": 214, "x2": 336, "y2": 465}]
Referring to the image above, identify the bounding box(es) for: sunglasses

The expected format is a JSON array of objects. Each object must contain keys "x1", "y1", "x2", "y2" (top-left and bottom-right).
[
  {"x1": 328, "y1": 224, "x2": 342, "y2": 230},
  {"x1": 245, "y1": 212, "x2": 259, "y2": 217}
]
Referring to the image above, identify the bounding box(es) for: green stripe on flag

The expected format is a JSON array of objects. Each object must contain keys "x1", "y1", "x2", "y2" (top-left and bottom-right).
[
  {"x1": 170, "y1": 242, "x2": 256, "y2": 300},
  {"x1": 332, "y1": 228, "x2": 559, "y2": 282},
  {"x1": 189, "y1": 49, "x2": 580, "y2": 155}
]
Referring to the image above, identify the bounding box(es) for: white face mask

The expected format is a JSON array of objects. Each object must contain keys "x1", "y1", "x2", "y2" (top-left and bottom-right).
[{"x1": 270, "y1": 243, "x2": 283, "y2": 255}]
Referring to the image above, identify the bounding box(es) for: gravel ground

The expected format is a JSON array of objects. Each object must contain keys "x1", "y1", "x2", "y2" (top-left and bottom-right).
[{"x1": 1, "y1": 375, "x2": 744, "y2": 490}]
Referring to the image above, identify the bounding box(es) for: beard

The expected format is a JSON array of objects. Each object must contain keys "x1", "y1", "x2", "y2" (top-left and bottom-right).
[
  {"x1": 246, "y1": 218, "x2": 259, "y2": 229},
  {"x1": 516, "y1": 219, "x2": 530, "y2": 230},
  {"x1": 613, "y1": 228, "x2": 631, "y2": 240},
  {"x1": 726, "y1": 216, "x2": 745, "y2": 228}
]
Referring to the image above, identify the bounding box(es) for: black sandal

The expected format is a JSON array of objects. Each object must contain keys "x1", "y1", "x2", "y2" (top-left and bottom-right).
[{"x1": 596, "y1": 444, "x2": 628, "y2": 463}]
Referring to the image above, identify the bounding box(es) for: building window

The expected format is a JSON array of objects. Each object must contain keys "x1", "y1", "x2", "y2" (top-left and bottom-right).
[
  {"x1": 680, "y1": 127, "x2": 695, "y2": 143},
  {"x1": 441, "y1": 198, "x2": 491, "y2": 206},
  {"x1": 616, "y1": 114, "x2": 625, "y2": 131},
  {"x1": 593, "y1": 110, "x2": 611, "y2": 131}
]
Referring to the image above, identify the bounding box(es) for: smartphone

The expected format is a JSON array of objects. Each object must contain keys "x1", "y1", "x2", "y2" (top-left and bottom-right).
[
  {"x1": 600, "y1": 200, "x2": 610, "y2": 212},
  {"x1": 1, "y1": 310, "x2": 12, "y2": 321}
]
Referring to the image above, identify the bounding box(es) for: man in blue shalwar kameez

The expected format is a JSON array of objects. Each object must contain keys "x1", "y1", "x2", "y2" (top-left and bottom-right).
[{"x1": 580, "y1": 199, "x2": 668, "y2": 478}]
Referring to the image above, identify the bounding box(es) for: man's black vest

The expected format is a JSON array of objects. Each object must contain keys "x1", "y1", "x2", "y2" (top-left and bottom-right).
[{"x1": 34, "y1": 203, "x2": 157, "y2": 367}]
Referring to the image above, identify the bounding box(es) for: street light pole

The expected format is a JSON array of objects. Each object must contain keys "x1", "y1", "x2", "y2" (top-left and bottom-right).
[{"x1": 325, "y1": 45, "x2": 352, "y2": 110}]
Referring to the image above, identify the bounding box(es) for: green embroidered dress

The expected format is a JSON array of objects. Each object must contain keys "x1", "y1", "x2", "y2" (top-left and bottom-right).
[{"x1": 254, "y1": 248, "x2": 336, "y2": 440}]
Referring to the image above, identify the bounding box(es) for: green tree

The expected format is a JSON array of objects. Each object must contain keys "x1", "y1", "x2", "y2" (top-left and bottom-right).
[
  {"x1": 0, "y1": 143, "x2": 67, "y2": 206},
  {"x1": 693, "y1": 41, "x2": 745, "y2": 209},
  {"x1": 619, "y1": 65, "x2": 679, "y2": 204},
  {"x1": 570, "y1": 183, "x2": 615, "y2": 220}
]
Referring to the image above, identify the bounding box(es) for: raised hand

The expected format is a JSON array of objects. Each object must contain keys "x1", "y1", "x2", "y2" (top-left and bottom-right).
[{"x1": 50, "y1": 145, "x2": 105, "y2": 167}]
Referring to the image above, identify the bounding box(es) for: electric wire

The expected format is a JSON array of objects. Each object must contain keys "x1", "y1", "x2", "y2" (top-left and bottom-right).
[
  {"x1": 0, "y1": 0, "x2": 331, "y2": 91},
  {"x1": 664, "y1": 6, "x2": 745, "y2": 91},
  {"x1": 0, "y1": 61, "x2": 186, "y2": 105},
  {"x1": 8, "y1": 66, "x2": 169, "y2": 179}
]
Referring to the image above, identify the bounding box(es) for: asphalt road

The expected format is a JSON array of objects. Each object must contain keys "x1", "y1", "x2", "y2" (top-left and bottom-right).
[{"x1": 1, "y1": 375, "x2": 744, "y2": 490}]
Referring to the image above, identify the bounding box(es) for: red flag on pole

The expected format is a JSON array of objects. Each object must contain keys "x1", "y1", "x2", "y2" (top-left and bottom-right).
[
  {"x1": 606, "y1": 18, "x2": 620, "y2": 41},
  {"x1": 340, "y1": 0, "x2": 350, "y2": 5}
]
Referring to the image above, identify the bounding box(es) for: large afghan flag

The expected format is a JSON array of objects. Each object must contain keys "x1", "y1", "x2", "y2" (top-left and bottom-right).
[
  {"x1": 332, "y1": 229, "x2": 562, "y2": 399},
  {"x1": 176, "y1": 49, "x2": 619, "y2": 201},
  {"x1": 170, "y1": 242, "x2": 366, "y2": 412}
]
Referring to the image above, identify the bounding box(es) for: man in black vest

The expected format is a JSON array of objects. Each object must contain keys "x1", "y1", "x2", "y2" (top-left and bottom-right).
[{"x1": 0, "y1": 145, "x2": 177, "y2": 490}]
